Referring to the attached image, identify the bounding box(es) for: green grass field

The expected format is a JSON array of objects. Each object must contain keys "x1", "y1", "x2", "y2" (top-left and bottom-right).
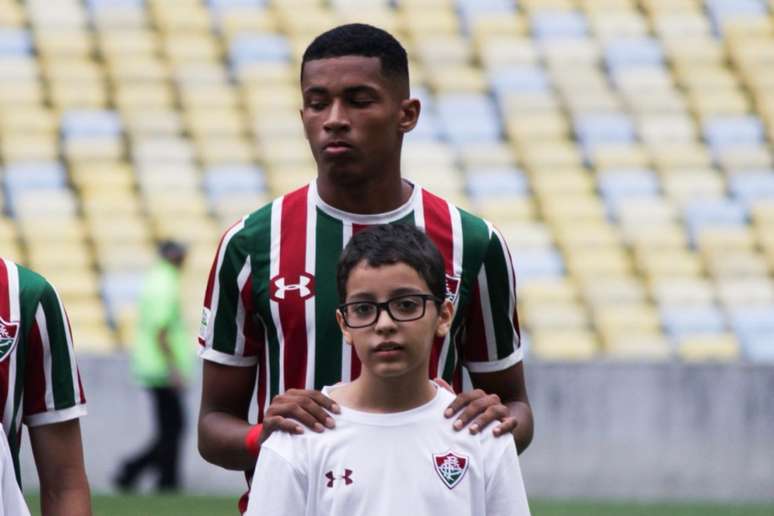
[{"x1": 24, "y1": 494, "x2": 774, "y2": 516}]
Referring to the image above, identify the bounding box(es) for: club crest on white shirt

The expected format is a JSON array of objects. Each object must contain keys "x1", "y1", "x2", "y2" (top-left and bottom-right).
[{"x1": 433, "y1": 451, "x2": 469, "y2": 490}]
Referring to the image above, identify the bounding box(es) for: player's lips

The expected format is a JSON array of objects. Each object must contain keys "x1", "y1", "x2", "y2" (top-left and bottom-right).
[
  {"x1": 322, "y1": 140, "x2": 354, "y2": 157},
  {"x1": 373, "y1": 341, "x2": 404, "y2": 356}
]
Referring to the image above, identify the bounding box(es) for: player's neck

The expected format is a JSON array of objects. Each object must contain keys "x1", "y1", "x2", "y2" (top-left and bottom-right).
[
  {"x1": 316, "y1": 173, "x2": 412, "y2": 215},
  {"x1": 334, "y1": 370, "x2": 436, "y2": 414}
]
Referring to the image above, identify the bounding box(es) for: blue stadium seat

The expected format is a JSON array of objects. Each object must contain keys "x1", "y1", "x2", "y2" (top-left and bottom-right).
[
  {"x1": 743, "y1": 333, "x2": 774, "y2": 363},
  {"x1": 490, "y1": 66, "x2": 551, "y2": 97},
  {"x1": 466, "y1": 167, "x2": 528, "y2": 199},
  {"x1": 683, "y1": 199, "x2": 748, "y2": 241},
  {"x1": 437, "y1": 93, "x2": 502, "y2": 144},
  {"x1": 511, "y1": 249, "x2": 565, "y2": 280},
  {"x1": 706, "y1": 0, "x2": 768, "y2": 35},
  {"x1": 574, "y1": 113, "x2": 636, "y2": 151},
  {"x1": 598, "y1": 168, "x2": 660, "y2": 204},
  {"x1": 0, "y1": 29, "x2": 33, "y2": 55},
  {"x1": 208, "y1": 0, "x2": 266, "y2": 8},
  {"x1": 729, "y1": 170, "x2": 774, "y2": 206},
  {"x1": 61, "y1": 110, "x2": 123, "y2": 138},
  {"x1": 101, "y1": 271, "x2": 145, "y2": 320},
  {"x1": 728, "y1": 304, "x2": 774, "y2": 341},
  {"x1": 531, "y1": 11, "x2": 588, "y2": 40},
  {"x1": 86, "y1": 0, "x2": 144, "y2": 9},
  {"x1": 457, "y1": 0, "x2": 515, "y2": 22},
  {"x1": 703, "y1": 115, "x2": 765, "y2": 151},
  {"x1": 203, "y1": 164, "x2": 265, "y2": 200},
  {"x1": 228, "y1": 34, "x2": 291, "y2": 70},
  {"x1": 3, "y1": 162, "x2": 67, "y2": 192},
  {"x1": 605, "y1": 38, "x2": 663, "y2": 70},
  {"x1": 661, "y1": 303, "x2": 727, "y2": 337}
]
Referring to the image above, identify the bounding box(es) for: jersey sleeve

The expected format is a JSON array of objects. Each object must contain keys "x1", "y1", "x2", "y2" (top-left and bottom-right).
[
  {"x1": 462, "y1": 225, "x2": 523, "y2": 373},
  {"x1": 485, "y1": 436, "x2": 531, "y2": 516},
  {"x1": 23, "y1": 280, "x2": 87, "y2": 427},
  {"x1": 246, "y1": 444, "x2": 308, "y2": 516},
  {"x1": 198, "y1": 218, "x2": 262, "y2": 367}
]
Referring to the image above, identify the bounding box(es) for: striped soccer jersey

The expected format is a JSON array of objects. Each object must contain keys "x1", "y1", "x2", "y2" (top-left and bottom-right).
[
  {"x1": 0, "y1": 259, "x2": 87, "y2": 482},
  {"x1": 199, "y1": 181, "x2": 521, "y2": 420}
]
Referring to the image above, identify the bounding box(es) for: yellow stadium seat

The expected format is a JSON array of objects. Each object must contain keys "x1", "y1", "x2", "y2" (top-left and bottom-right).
[
  {"x1": 496, "y1": 222, "x2": 554, "y2": 249},
  {"x1": 636, "y1": 248, "x2": 704, "y2": 278},
  {"x1": 522, "y1": 301, "x2": 590, "y2": 331},
  {"x1": 603, "y1": 332, "x2": 672, "y2": 361},
  {"x1": 179, "y1": 84, "x2": 240, "y2": 109},
  {"x1": 48, "y1": 80, "x2": 109, "y2": 110},
  {"x1": 26, "y1": 243, "x2": 92, "y2": 271},
  {"x1": 98, "y1": 29, "x2": 159, "y2": 56},
  {"x1": 0, "y1": 80, "x2": 45, "y2": 105},
  {"x1": 35, "y1": 268, "x2": 99, "y2": 301},
  {"x1": 519, "y1": 142, "x2": 584, "y2": 170},
  {"x1": 652, "y1": 12, "x2": 712, "y2": 40},
  {"x1": 415, "y1": 35, "x2": 472, "y2": 66},
  {"x1": 459, "y1": 143, "x2": 516, "y2": 169},
  {"x1": 70, "y1": 322, "x2": 118, "y2": 355},
  {"x1": 153, "y1": 217, "x2": 220, "y2": 246},
  {"x1": 505, "y1": 112, "x2": 569, "y2": 143},
  {"x1": 519, "y1": 0, "x2": 575, "y2": 11},
  {"x1": 640, "y1": 0, "x2": 703, "y2": 14},
  {"x1": 243, "y1": 86, "x2": 299, "y2": 114},
  {"x1": 704, "y1": 250, "x2": 769, "y2": 278},
  {"x1": 0, "y1": 133, "x2": 58, "y2": 161},
  {"x1": 20, "y1": 217, "x2": 86, "y2": 244},
  {"x1": 217, "y1": 8, "x2": 278, "y2": 43},
  {"x1": 478, "y1": 37, "x2": 538, "y2": 70},
  {"x1": 150, "y1": 1, "x2": 210, "y2": 32},
  {"x1": 259, "y1": 139, "x2": 316, "y2": 168},
  {"x1": 336, "y1": 7, "x2": 400, "y2": 34},
  {"x1": 404, "y1": 167, "x2": 465, "y2": 197},
  {"x1": 561, "y1": 90, "x2": 624, "y2": 113},
  {"x1": 108, "y1": 58, "x2": 170, "y2": 83},
  {"x1": 82, "y1": 194, "x2": 143, "y2": 217},
  {"x1": 675, "y1": 64, "x2": 739, "y2": 91},
  {"x1": 64, "y1": 137, "x2": 125, "y2": 162},
  {"x1": 715, "y1": 146, "x2": 774, "y2": 171},
  {"x1": 0, "y1": 218, "x2": 18, "y2": 241},
  {"x1": 210, "y1": 193, "x2": 270, "y2": 225},
  {"x1": 532, "y1": 168, "x2": 595, "y2": 195},
  {"x1": 42, "y1": 57, "x2": 103, "y2": 82},
  {"x1": 0, "y1": 240, "x2": 24, "y2": 264},
  {"x1": 0, "y1": 107, "x2": 57, "y2": 134},
  {"x1": 677, "y1": 333, "x2": 740, "y2": 362},
  {"x1": 35, "y1": 30, "x2": 94, "y2": 57},
  {"x1": 687, "y1": 88, "x2": 751, "y2": 117},
  {"x1": 650, "y1": 143, "x2": 713, "y2": 170},
  {"x1": 265, "y1": 166, "x2": 317, "y2": 196},
  {"x1": 625, "y1": 224, "x2": 690, "y2": 249},
  {"x1": 636, "y1": 113, "x2": 697, "y2": 145},
  {"x1": 469, "y1": 14, "x2": 527, "y2": 43},
  {"x1": 162, "y1": 33, "x2": 221, "y2": 63},
  {"x1": 649, "y1": 276, "x2": 716, "y2": 305},
  {"x1": 593, "y1": 303, "x2": 661, "y2": 336},
  {"x1": 121, "y1": 109, "x2": 183, "y2": 136},
  {"x1": 195, "y1": 136, "x2": 256, "y2": 166},
  {"x1": 0, "y1": 0, "x2": 25, "y2": 26},
  {"x1": 579, "y1": 276, "x2": 648, "y2": 306},
  {"x1": 696, "y1": 227, "x2": 756, "y2": 256},
  {"x1": 529, "y1": 329, "x2": 599, "y2": 361},
  {"x1": 661, "y1": 170, "x2": 724, "y2": 202},
  {"x1": 540, "y1": 195, "x2": 608, "y2": 224},
  {"x1": 400, "y1": 7, "x2": 460, "y2": 36},
  {"x1": 186, "y1": 108, "x2": 246, "y2": 138},
  {"x1": 476, "y1": 197, "x2": 536, "y2": 225},
  {"x1": 565, "y1": 247, "x2": 633, "y2": 278},
  {"x1": 589, "y1": 143, "x2": 651, "y2": 169},
  {"x1": 501, "y1": 92, "x2": 561, "y2": 114},
  {"x1": 588, "y1": 11, "x2": 649, "y2": 41},
  {"x1": 426, "y1": 65, "x2": 487, "y2": 93},
  {"x1": 94, "y1": 242, "x2": 155, "y2": 272},
  {"x1": 716, "y1": 278, "x2": 774, "y2": 307},
  {"x1": 554, "y1": 221, "x2": 622, "y2": 251},
  {"x1": 518, "y1": 278, "x2": 578, "y2": 304}
]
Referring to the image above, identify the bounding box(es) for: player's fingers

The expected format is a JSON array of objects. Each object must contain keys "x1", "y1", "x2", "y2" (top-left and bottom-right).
[
  {"x1": 453, "y1": 394, "x2": 500, "y2": 431},
  {"x1": 492, "y1": 416, "x2": 518, "y2": 437},
  {"x1": 468, "y1": 405, "x2": 509, "y2": 435},
  {"x1": 262, "y1": 416, "x2": 303, "y2": 441},
  {"x1": 444, "y1": 389, "x2": 484, "y2": 419},
  {"x1": 297, "y1": 398, "x2": 337, "y2": 430},
  {"x1": 305, "y1": 390, "x2": 341, "y2": 415}
]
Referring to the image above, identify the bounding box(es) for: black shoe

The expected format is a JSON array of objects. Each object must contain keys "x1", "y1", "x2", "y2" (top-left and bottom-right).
[{"x1": 113, "y1": 467, "x2": 137, "y2": 493}]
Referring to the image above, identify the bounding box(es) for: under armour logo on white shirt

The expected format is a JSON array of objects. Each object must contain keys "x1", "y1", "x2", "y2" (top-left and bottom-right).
[{"x1": 325, "y1": 469, "x2": 353, "y2": 487}]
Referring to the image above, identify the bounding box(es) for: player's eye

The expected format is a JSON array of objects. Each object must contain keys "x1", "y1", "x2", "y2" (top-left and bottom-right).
[
  {"x1": 350, "y1": 303, "x2": 376, "y2": 318},
  {"x1": 391, "y1": 297, "x2": 421, "y2": 315}
]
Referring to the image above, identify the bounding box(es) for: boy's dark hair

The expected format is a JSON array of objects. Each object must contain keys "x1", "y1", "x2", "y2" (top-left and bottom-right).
[
  {"x1": 337, "y1": 224, "x2": 446, "y2": 301},
  {"x1": 301, "y1": 23, "x2": 409, "y2": 93}
]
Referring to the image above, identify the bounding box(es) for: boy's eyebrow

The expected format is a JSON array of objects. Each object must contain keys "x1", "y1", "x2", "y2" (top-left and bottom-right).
[{"x1": 346, "y1": 287, "x2": 425, "y2": 301}]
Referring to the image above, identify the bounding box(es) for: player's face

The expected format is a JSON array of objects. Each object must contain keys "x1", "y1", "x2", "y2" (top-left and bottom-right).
[
  {"x1": 300, "y1": 56, "x2": 418, "y2": 185},
  {"x1": 337, "y1": 261, "x2": 453, "y2": 380}
]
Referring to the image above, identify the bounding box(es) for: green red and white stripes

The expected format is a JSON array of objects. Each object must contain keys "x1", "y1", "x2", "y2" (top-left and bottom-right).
[
  {"x1": 0, "y1": 258, "x2": 86, "y2": 478},
  {"x1": 199, "y1": 182, "x2": 522, "y2": 421}
]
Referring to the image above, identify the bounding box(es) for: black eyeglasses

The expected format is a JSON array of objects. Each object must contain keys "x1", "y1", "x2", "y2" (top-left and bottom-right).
[{"x1": 338, "y1": 294, "x2": 442, "y2": 329}]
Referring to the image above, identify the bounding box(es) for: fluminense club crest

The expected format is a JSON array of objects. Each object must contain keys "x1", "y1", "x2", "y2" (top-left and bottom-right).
[
  {"x1": 433, "y1": 451, "x2": 469, "y2": 490},
  {"x1": 0, "y1": 317, "x2": 19, "y2": 362}
]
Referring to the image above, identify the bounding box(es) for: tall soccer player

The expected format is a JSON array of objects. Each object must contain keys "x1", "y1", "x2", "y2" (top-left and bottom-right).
[
  {"x1": 198, "y1": 24, "x2": 533, "y2": 512},
  {"x1": 0, "y1": 258, "x2": 91, "y2": 516},
  {"x1": 246, "y1": 224, "x2": 530, "y2": 516}
]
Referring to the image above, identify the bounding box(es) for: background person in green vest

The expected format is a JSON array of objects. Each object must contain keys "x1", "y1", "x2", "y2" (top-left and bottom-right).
[{"x1": 114, "y1": 240, "x2": 193, "y2": 492}]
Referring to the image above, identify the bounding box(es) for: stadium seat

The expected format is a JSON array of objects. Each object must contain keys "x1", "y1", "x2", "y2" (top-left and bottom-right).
[
  {"x1": 677, "y1": 333, "x2": 740, "y2": 362},
  {"x1": 529, "y1": 329, "x2": 599, "y2": 361}
]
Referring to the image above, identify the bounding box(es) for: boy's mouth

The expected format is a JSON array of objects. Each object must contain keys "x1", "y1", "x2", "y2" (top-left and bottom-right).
[{"x1": 373, "y1": 341, "x2": 404, "y2": 353}]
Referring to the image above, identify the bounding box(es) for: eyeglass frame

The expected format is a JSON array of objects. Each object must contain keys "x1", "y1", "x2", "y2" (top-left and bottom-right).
[{"x1": 337, "y1": 293, "x2": 444, "y2": 329}]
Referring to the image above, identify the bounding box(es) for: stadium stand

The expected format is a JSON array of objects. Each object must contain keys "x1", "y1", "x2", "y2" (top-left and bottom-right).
[{"x1": 0, "y1": 0, "x2": 772, "y2": 363}]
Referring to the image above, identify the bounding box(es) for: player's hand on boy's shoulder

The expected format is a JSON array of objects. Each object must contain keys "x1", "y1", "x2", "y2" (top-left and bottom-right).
[
  {"x1": 435, "y1": 379, "x2": 518, "y2": 438},
  {"x1": 261, "y1": 389, "x2": 341, "y2": 443}
]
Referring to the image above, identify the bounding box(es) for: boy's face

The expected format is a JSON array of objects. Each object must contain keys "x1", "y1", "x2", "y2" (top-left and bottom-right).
[
  {"x1": 336, "y1": 261, "x2": 453, "y2": 380},
  {"x1": 300, "y1": 55, "x2": 419, "y2": 185}
]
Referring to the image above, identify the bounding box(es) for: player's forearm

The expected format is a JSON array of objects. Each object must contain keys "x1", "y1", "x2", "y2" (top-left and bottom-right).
[
  {"x1": 508, "y1": 400, "x2": 534, "y2": 454},
  {"x1": 198, "y1": 411, "x2": 257, "y2": 471},
  {"x1": 39, "y1": 477, "x2": 91, "y2": 516}
]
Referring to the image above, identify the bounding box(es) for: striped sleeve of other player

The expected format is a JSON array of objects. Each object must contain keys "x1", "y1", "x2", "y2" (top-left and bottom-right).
[
  {"x1": 462, "y1": 223, "x2": 522, "y2": 373},
  {"x1": 198, "y1": 216, "x2": 264, "y2": 367},
  {"x1": 23, "y1": 275, "x2": 87, "y2": 427}
]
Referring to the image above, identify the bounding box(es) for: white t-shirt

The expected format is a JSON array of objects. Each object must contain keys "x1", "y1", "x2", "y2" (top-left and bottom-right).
[
  {"x1": 246, "y1": 384, "x2": 530, "y2": 516},
  {"x1": 0, "y1": 429, "x2": 30, "y2": 516}
]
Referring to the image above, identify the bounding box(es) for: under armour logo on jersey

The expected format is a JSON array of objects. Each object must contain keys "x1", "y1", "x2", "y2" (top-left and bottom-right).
[
  {"x1": 270, "y1": 273, "x2": 316, "y2": 302},
  {"x1": 325, "y1": 469, "x2": 353, "y2": 487}
]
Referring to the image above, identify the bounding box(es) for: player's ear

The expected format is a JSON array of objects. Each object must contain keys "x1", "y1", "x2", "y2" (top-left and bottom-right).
[
  {"x1": 435, "y1": 299, "x2": 454, "y2": 338},
  {"x1": 398, "y1": 98, "x2": 420, "y2": 134},
  {"x1": 336, "y1": 310, "x2": 353, "y2": 345}
]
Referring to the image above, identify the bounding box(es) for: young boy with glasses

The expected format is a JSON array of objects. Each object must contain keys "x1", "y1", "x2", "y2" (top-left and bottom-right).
[{"x1": 245, "y1": 224, "x2": 530, "y2": 516}]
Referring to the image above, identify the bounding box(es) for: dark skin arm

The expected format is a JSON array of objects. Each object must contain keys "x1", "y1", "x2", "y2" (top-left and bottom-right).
[
  {"x1": 29, "y1": 419, "x2": 92, "y2": 516},
  {"x1": 442, "y1": 361, "x2": 534, "y2": 454},
  {"x1": 197, "y1": 360, "x2": 341, "y2": 471}
]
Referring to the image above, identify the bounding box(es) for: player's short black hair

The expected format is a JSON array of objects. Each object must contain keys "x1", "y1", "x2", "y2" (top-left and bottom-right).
[
  {"x1": 336, "y1": 224, "x2": 446, "y2": 302},
  {"x1": 301, "y1": 23, "x2": 409, "y2": 92}
]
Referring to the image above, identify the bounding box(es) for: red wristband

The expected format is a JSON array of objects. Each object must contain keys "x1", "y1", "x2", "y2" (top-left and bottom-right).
[{"x1": 245, "y1": 423, "x2": 263, "y2": 457}]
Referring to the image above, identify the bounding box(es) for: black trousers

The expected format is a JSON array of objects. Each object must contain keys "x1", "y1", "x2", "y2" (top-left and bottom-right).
[{"x1": 118, "y1": 386, "x2": 185, "y2": 490}]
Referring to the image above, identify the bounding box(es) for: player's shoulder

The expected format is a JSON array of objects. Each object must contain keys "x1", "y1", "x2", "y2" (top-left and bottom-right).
[
  {"x1": 4, "y1": 259, "x2": 53, "y2": 299},
  {"x1": 420, "y1": 187, "x2": 494, "y2": 246},
  {"x1": 262, "y1": 425, "x2": 321, "y2": 469}
]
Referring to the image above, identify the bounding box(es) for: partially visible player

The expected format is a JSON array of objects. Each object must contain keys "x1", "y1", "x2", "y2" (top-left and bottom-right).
[
  {"x1": 0, "y1": 258, "x2": 91, "y2": 516},
  {"x1": 246, "y1": 224, "x2": 530, "y2": 516},
  {"x1": 0, "y1": 428, "x2": 30, "y2": 516}
]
